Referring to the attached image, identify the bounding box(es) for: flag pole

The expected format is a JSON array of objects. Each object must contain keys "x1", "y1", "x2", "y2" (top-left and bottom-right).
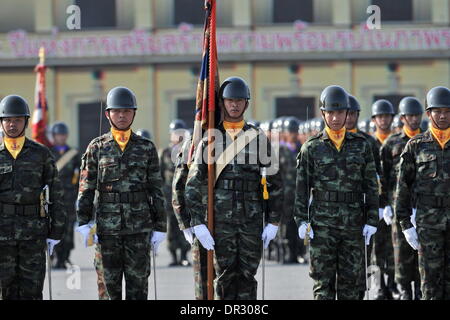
[{"x1": 207, "y1": 0, "x2": 217, "y2": 300}]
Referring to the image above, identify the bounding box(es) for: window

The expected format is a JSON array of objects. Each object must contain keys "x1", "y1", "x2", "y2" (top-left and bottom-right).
[
  {"x1": 176, "y1": 98, "x2": 196, "y2": 129},
  {"x1": 174, "y1": 0, "x2": 205, "y2": 26},
  {"x1": 371, "y1": 0, "x2": 413, "y2": 22},
  {"x1": 275, "y1": 97, "x2": 315, "y2": 120},
  {"x1": 373, "y1": 94, "x2": 413, "y2": 114},
  {"x1": 273, "y1": 0, "x2": 314, "y2": 23},
  {"x1": 75, "y1": 0, "x2": 117, "y2": 29},
  {"x1": 78, "y1": 101, "x2": 109, "y2": 152}
]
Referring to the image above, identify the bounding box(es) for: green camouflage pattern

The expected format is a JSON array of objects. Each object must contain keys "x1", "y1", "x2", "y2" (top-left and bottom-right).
[{"x1": 94, "y1": 244, "x2": 110, "y2": 300}]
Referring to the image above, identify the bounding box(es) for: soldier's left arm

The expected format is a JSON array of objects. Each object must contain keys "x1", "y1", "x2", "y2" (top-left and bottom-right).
[
  {"x1": 265, "y1": 139, "x2": 284, "y2": 225},
  {"x1": 43, "y1": 149, "x2": 66, "y2": 240},
  {"x1": 146, "y1": 143, "x2": 167, "y2": 232},
  {"x1": 362, "y1": 140, "x2": 379, "y2": 227}
]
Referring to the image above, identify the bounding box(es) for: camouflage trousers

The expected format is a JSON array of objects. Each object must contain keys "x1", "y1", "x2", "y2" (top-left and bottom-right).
[
  {"x1": 392, "y1": 219, "x2": 420, "y2": 287},
  {"x1": 373, "y1": 219, "x2": 395, "y2": 278},
  {"x1": 417, "y1": 223, "x2": 450, "y2": 300},
  {"x1": 213, "y1": 222, "x2": 262, "y2": 300},
  {"x1": 167, "y1": 211, "x2": 190, "y2": 254},
  {"x1": 309, "y1": 226, "x2": 364, "y2": 300},
  {"x1": 192, "y1": 238, "x2": 209, "y2": 299},
  {"x1": 98, "y1": 232, "x2": 151, "y2": 300},
  {"x1": 0, "y1": 239, "x2": 46, "y2": 300},
  {"x1": 94, "y1": 244, "x2": 110, "y2": 300}
]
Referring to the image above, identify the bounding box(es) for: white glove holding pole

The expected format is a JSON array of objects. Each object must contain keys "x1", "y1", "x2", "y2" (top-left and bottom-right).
[
  {"x1": 362, "y1": 225, "x2": 377, "y2": 245},
  {"x1": 261, "y1": 223, "x2": 279, "y2": 249},
  {"x1": 182, "y1": 227, "x2": 195, "y2": 245},
  {"x1": 150, "y1": 231, "x2": 166, "y2": 254},
  {"x1": 383, "y1": 206, "x2": 393, "y2": 225},
  {"x1": 75, "y1": 224, "x2": 97, "y2": 248},
  {"x1": 46, "y1": 239, "x2": 60, "y2": 255},
  {"x1": 193, "y1": 224, "x2": 215, "y2": 250},
  {"x1": 403, "y1": 227, "x2": 419, "y2": 250},
  {"x1": 298, "y1": 223, "x2": 314, "y2": 240},
  {"x1": 378, "y1": 208, "x2": 384, "y2": 221}
]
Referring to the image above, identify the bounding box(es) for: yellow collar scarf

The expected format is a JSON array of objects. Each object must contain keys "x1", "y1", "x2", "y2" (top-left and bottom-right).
[
  {"x1": 4, "y1": 136, "x2": 25, "y2": 159},
  {"x1": 111, "y1": 127, "x2": 131, "y2": 152},
  {"x1": 348, "y1": 128, "x2": 358, "y2": 133},
  {"x1": 403, "y1": 126, "x2": 421, "y2": 139},
  {"x1": 430, "y1": 125, "x2": 450, "y2": 149},
  {"x1": 375, "y1": 131, "x2": 390, "y2": 144},
  {"x1": 223, "y1": 120, "x2": 244, "y2": 140},
  {"x1": 325, "y1": 126, "x2": 346, "y2": 151}
]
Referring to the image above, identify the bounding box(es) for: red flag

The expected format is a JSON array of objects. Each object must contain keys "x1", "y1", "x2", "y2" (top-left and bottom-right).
[{"x1": 32, "y1": 48, "x2": 52, "y2": 147}]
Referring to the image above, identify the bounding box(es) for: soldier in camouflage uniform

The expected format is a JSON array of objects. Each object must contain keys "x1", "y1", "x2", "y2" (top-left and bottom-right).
[
  {"x1": 49, "y1": 122, "x2": 81, "y2": 269},
  {"x1": 392, "y1": 114, "x2": 403, "y2": 134},
  {"x1": 395, "y1": 86, "x2": 450, "y2": 300},
  {"x1": 159, "y1": 119, "x2": 191, "y2": 266},
  {"x1": 76, "y1": 87, "x2": 167, "y2": 300},
  {"x1": 294, "y1": 86, "x2": 379, "y2": 300},
  {"x1": 185, "y1": 77, "x2": 283, "y2": 300},
  {"x1": 0, "y1": 95, "x2": 66, "y2": 300},
  {"x1": 370, "y1": 99, "x2": 400, "y2": 299}
]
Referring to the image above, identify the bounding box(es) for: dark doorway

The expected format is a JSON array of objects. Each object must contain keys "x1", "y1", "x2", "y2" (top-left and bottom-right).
[
  {"x1": 78, "y1": 101, "x2": 109, "y2": 153},
  {"x1": 176, "y1": 98, "x2": 196, "y2": 129}
]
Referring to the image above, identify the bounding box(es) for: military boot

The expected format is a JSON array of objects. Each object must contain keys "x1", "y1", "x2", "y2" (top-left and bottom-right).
[
  {"x1": 413, "y1": 281, "x2": 422, "y2": 300},
  {"x1": 374, "y1": 274, "x2": 392, "y2": 300},
  {"x1": 387, "y1": 276, "x2": 401, "y2": 300},
  {"x1": 399, "y1": 283, "x2": 412, "y2": 300},
  {"x1": 180, "y1": 249, "x2": 191, "y2": 267},
  {"x1": 168, "y1": 250, "x2": 179, "y2": 267}
]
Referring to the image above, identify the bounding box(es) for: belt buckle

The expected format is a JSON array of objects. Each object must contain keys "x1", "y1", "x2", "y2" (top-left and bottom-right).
[
  {"x1": 234, "y1": 179, "x2": 243, "y2": 191},
  {"x1": 337, "y1": 192, "x2": 345, "y2": 202},
  {"x1": 329, "y1": 191, "x2": 337, "y2": 202}
]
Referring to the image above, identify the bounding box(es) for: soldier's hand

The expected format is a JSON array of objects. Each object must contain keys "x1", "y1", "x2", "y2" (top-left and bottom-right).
[
  {"x1": 46, "y1": 239, "x2": 61, "y2": 255},
  {"x1": 403, "y1": 227, "x2": 419, "y2": 250},
  {"x1": 75, "y1": 224, "x2": 95, "y2": 248},
  {"x1": 362, "y1": 224, "x2": 377, "y2": 245},
  {"x1": 298, "y1": 223, "x2": 314, "y2": 240},
  {"x1": 383, "y1": 206, "x2": 393, "y2": 225},
  {"x1": 150, "y1": 231, "x2": 166, "y2": 254},
  {"x1": 193, "y1": 224, "x2": 215, "y2": 250},
  {"x1": 182, "y1": 227, "x2": 195, "y2": 245},
  {"x1": 261, "y1": 223, "x2": 279, "y2": 249}
]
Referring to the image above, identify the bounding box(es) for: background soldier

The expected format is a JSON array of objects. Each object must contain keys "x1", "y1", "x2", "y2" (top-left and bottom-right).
[
  {"x1": 392, "y1": 114, "x2": 404, "y2": 134},
  {"x1": 185, "y1": 76, "x2": 283, "y2": 299},
  {"x1": 294, "y1": 85, "x2": 379, "y2": 300},
  {"x1": 0, "y1": 95, "x2": 65, "y2": 300},
  {"x1": 49, "y1": 121, "x2": 81, "y2": 269},
  {"x1": 159, "y1": 119, "x2": 191, "y2": 267},
  {"x1": 380, "y1": 97, "x2": 423, "y2": 300},
  {"x1": 136, "y1": 128, "x2": 152, "y2": 140},
  {"x1": 395, "y1": 86, "x2": 450, "y2": 300},
  {"x1": 371, "y1": 99, "x2": 399, "y2": 299},
  {"x1": 76, "y1": 86, "x2": 167, "y2": 300}
]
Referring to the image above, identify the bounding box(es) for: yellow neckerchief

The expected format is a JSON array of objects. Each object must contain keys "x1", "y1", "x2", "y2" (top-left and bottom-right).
[
  {"x1": 4, "y1": 136, "x2": 25, "y2": 159},
  {"x1": 375, "y1": 130, "x2": 390, "y2": 144},
  {"x1": 403, "y1": 126, "x2": 421, "y2": 139},
  {"x1": 325, "y1": 126, "x2": 346, "y2": 151},
  {"x1": 223, "y1": 120, "x2": 244, "y2": 140},
  {"x1": 348, "y1": 128, "x2": 358, "y2": 133},
  {"x1": 430, "y1": 125, "x2": 450, "y2": 150},
  {"x1": 111, "y1": 127, "x2": 131, "y2": 152}
]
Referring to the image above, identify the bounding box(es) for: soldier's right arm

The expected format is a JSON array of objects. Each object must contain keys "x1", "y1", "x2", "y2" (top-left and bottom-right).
[
  {"x1": 293, "y1": 142, "x2": 312, "y2": 227},
  {"x1": 394, "y1": 140, "x2": 416, "y2": 231},
  {"x1": 172, "y1": 139, "x2": 192, "y2": 230},
  {"x1": 77, "y1": 141, "x2": 99, "y2": 226}
]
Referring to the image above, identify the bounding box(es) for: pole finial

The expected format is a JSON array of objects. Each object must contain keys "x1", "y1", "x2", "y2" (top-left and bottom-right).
[{"x1": 39, "y1": 47, "x2": 46, "y2": 65}]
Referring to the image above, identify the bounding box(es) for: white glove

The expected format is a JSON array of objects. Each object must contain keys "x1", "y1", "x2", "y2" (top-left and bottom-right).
[
  {"x1": 403, "y1": 227, "x2": 419, "y2": 250},
  {"x1": 150, "y1": 231, "x2": 166, "y2": 254},
  {"x1": 383, "y1": 206, "x2": 393, "y2": 226},
  {"x1": 182, "y1": 227, "x2": 195, "y2": 245},
  {"x1": 261, "y1": 223, "x2": 279, "y2": 249},
  {"x1": 298, "y1": 223, "x2": 314, "y2": 240},
  {"x1": 362, "y1": 224, "x2": 377, "y2": 245},
  {"x1": 378, "y1": 208, "x2": 384, "y2": 221},
  {"x1": 193, "y1": 224, "x2": 215, "y2": 250},
  {"x1": 411, "y1": 208, "x2": 417, "y2": 228},
  {"x1": 46, "y1": 239, "x2": 60, "y2": 255},
  {"x1": 75, "y1": 224, "x2": 96, "y2": 248}
]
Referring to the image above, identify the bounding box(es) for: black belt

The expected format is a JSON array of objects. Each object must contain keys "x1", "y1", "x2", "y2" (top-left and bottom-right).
[
  {"x1": 216, "y1": 179, "x2": 260, "y2": 192},
  {"x1": 313, "y1": 190, "x2": 363, "y2": 204},
  {"x1": 99, "y1": 191, "x2": 148, "y2": 203},
  {"x1": 418, "y1": 195, "x2": 450, "y2": 208},
  {"x1": 0, "y1": 203, "x2": 40, "y2": 216}
]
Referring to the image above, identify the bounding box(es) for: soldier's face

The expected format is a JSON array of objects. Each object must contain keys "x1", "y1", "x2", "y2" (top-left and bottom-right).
[
  {"x1": 345, "y1": 111, "x2": 359, "y2": 130},
  {"x1": 401, "y1": 114, "x2": 422, "y2": 131},
  {"x1": 323, "y1": 110, "x2": 347, "y2": 131},
  {"x1": 373, "y1": 114, "x2": 393, "y2": 131},
  {"x1": 53, "y1": 133, "x2": 68, "y2": 146},
  {"x1": 223, "y1": 98, "x2": 247, "y2": 122},
  {"x1": 106, "y1": 109, "x2": 135, "y2": 130},
  {"x1": 428, "y1": 108, "x2": 450, "y2": 130},
  {"x1": 1, "y1": 117, "x2": 27, "y2": 138}
]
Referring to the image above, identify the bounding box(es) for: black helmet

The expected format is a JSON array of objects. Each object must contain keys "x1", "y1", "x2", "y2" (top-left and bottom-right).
[
  {"x1": 420, "y1": 118, "x2": 429, "y2": 131},
  {"x1": 348, "y1": 95, "x2": 361, "y2": 112},
  {"x1": 311, "y1": 117, "x2": 325, "y2": 131},
  {"x1": 392, "y1": 114, "x2": 403, "y2": 129},
  {"x1": 0, "y1": 95, "x2": 30, "y2": 118},
  {"x1": 358, "y1": 118, "x2": 371, "y2": 133},
  {"x1": 260, "y1": 120, "x2": 273, "y2": 132},
  {"x1": 371, "y1": 99, "x2": 395, "y2": 117},
  {"x1": 169, "y1": 119, "x2": 187, "y2": 131},
  {"x1": 399, "y1": 97, "x2": 423, "y2": 115},
  {"x1": 220, "y1": 77, "x2": 250, "y2": 100},
  {"x1": 298, "y1": 122, "x2": 305, "y2": 134},
  {"x1": 320, "y1": 85, "x2": 349, "y2": 111},
  {"x1": 247, "y1": 119, "x2": 260, "y2": 128},
  {"x1": 272, "y1": 117, "x2": 286, "y2": 132},
  {"x1": 136, "y1": 128, "x2": 151, "y2": 139},
  {"x1": 283, "y1": 116, "x2": 300, "y2": 133},
  {"x1": 51, "y1": 121, "x2": 69, "y2": 135},
  {"x1": 106, "y1": 87, "x2": 138, "y2": 110},
  {"x1": 425, "y1": 86, "x2": 450, "y2": 110}
]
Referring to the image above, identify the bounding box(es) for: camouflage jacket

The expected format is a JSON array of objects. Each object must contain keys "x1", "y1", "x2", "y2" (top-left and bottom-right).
[
  {"x1": 0, "y1": 138, "x2": 66, "y2": 240},
  {"x1": 77, "y1": 131, "x2": 166, "y2": 235},
  {"x1": 50, "y1": 146, "x2": 81, "y2": 204},
  {"x1": 294, "y1": 130, "x2": 379, "y2": 230},
  {"x1": 185, "y1": 122, "x2": 284, "y2": 227},
  {"x1": 278, "y1": 142, "x2": 298, "y2": 223},
  {"x1": 394, "y1": 130, "x2": 450, "y2": 231},
  {"x1": 159, "y1": 143, "x2": 182, "y2": 211}
]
